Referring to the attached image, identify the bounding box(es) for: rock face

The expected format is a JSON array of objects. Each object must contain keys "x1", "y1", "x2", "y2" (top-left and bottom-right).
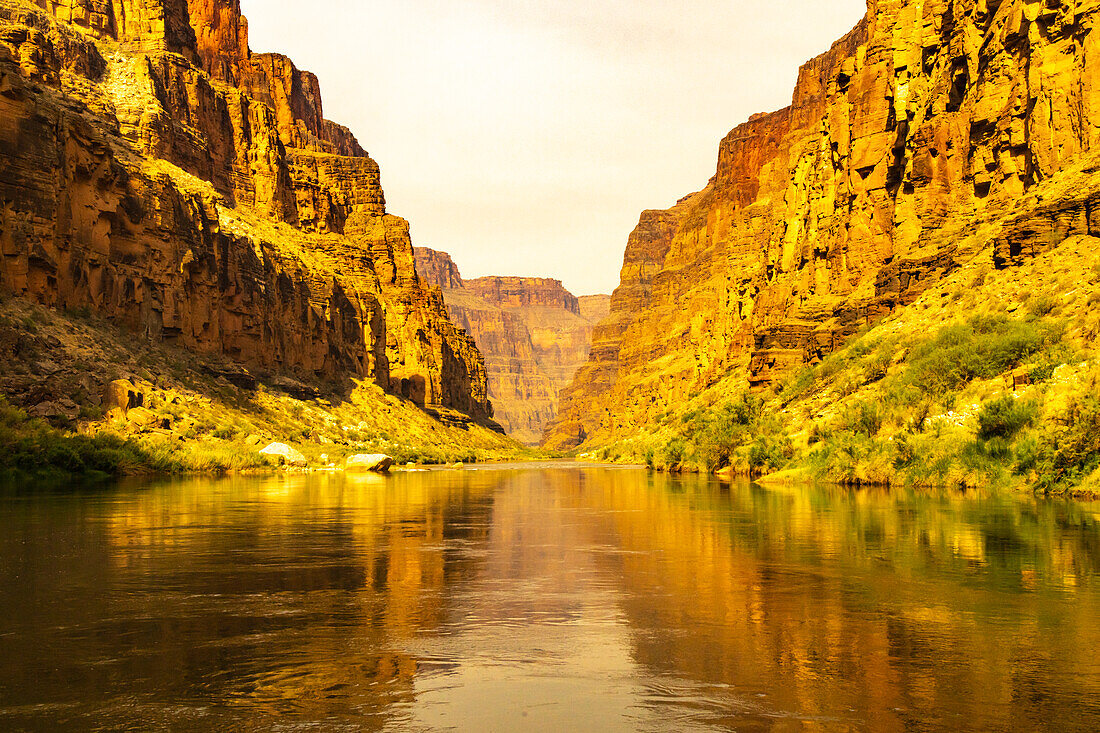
[
  {"x1": 415, "y1": 247, "x2": 609, "y2": 445},
  {"x1": 260, "y1": 442, "x2": 306, "y2": 467},
  {"x1": 0, "y1": 0, "x2": 491, "y2": 420},
  {"x1": 103, "y1": 379, "x2": 143, "y2": 414},
  {"x1": 547, "y1": 0, "x2": 1100, "y2": 449},
  {"x1": 345, "y1": 453, "x2": 394, "y2": 473}
]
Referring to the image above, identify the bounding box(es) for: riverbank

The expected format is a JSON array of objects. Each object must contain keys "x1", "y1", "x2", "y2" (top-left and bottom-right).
[
  {"x1": 582, "y1": 237, "x2": 1100, "y2": 497},
  {"x1": 0, "y1": 297, "x2": 534, "y2": 481}
]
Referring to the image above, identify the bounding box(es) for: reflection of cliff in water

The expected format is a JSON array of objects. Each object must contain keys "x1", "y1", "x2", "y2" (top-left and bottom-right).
[
  {"x1": 3, "y1": 470, "x2": 1100, "y2": 730},
  {"x1": 557, "y1": 472, "x2": 1100, "y2": 731},
  {"x1": 0, "y1": 472, "x2": 499, "y2": 730}
]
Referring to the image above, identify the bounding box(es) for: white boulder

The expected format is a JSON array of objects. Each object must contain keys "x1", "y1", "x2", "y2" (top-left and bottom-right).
[
  {"x1": 345, "y1": 454, "x2": 394, "y2": 473},
  {"x1": 260, "y1": 442, "x2": 307, "y2": 467}
]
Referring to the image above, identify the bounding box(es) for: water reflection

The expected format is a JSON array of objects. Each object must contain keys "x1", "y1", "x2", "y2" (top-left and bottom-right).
[{"x1": 0, "y1": 468, "x2": 1098, "y2": 731}]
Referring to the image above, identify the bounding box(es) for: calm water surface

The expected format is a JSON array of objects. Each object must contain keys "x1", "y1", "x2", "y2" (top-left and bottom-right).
[{"x1": 1, "y1": 464, "x2": 1099, "y2": 731}]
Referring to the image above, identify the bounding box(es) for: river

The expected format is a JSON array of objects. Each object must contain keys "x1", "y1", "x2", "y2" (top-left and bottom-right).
[{"x1": 1, "y1": 463, "x2": 1099, "y2": 731}]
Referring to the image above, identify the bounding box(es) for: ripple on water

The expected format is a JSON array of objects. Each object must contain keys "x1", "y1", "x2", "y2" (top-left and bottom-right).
[{"x1": 1, "y1": 469, "x2": 1100, "y2": 731}]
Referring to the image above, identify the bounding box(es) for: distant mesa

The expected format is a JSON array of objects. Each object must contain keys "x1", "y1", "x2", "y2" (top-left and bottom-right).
[{"x1": 415, "y1": 248, "x2": 609, "y2": 446}]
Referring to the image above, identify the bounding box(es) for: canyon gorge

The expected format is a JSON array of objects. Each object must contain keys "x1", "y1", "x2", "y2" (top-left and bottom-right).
[
  {"x1": 0, "y1": 0, "x2": 494, "y2": 426},
  {"x1": 4, "y1": 2, "x2": 1100, "y2": 728},
  {"x1": 415, "y1": 247, "x2": 608, "y2": 445},
  {"x1": 2, "y1": 0, "x2": 1099, "y2": 488},
  {"x1": 546, "y1": 0, "x2": 1100, "y2": 452}
]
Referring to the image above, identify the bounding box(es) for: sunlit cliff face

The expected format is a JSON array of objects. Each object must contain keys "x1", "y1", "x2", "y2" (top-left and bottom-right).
[
  {"x1": 547, "y1": 0, "x2": 1100, "y2": 451},
  {"x1": 240, "y1": 0, "x2": 868, "y2": 296}
]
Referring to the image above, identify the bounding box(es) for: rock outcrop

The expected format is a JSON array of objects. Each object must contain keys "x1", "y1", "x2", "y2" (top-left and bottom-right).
[
  {"x1": 547, "y1": 0, "x2": 1100, "y2": 449},
  {"x1": 0, "y1": 0, "x2": 491, "y2": 420},
  {"x1": 415, "y1": 247, "x2": 609, "y2": 445}
]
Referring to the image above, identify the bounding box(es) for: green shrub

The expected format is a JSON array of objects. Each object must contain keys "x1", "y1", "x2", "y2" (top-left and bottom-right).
[
  {"x1": 779, "y1": 367, "x2": 815, "y2": 404},
  {"x1": 747, "y1": 435, "x2": 793, "y2": 473},
  {"x1": 665, "y1": 437, "x2": 687, "y2": 466},
  {"x1": 1028, "y1": 343, "x2": 1074, "y2": 384},
  {"x1": 958, "y1": 438, "x2": 1012, "y2": 480},
  {"x1": 863, "y1": 350, "x2": 892, "y2": 383},
  {"x1": 1027, "y1": 294, "x2": 1058, "y2": 317},
  {"x1": 977, "y1": 395, "x2": 1037, "y2": 441},
  {"x1": 818, "y1": 351, "x2": 852, "y2": 380},
  {"x1": 906, "y1": 399, "x2": 933, "y2": 434},
  {"x1": 212, "y1": 425, "x2": 239, "y2": 440},
  {"x1": 893, "y1": 434, "x2": 916, "y2": 469},
  {"x1": 807, "y1": 422, "x2": 830, "y2": 445},
  {"x1": 64, "y1": 305, "x2": 92, "y2": 320},
  {"x1": 902, "y1": 315, "x2": 1062, "y2": 396},
  {"x1": 812, "y1": 433, "x2": 895, "y2": 486},
  {"x1": 1013, "y1": 435, "x2": 1040, "y2": 475},
  {"x1": 838, "y1": 400, "x2": 883, "y2": 438},
  {"x1": 1033, "y1": 395, "x2": 1100, "y2": 494}
]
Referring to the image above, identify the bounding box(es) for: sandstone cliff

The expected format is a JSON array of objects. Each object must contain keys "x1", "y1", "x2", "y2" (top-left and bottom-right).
[
  {"x1": 415, "y1": 247, "x2": 609, "y2": 445},
  {"x1": 0, "y1": 0, "x2": 492, "y2": 420},
  {"x1": 547, "y1": 0, "x2": 1100, "y2": 450}
]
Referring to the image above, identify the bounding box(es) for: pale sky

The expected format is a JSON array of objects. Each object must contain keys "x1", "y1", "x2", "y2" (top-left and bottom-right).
[{"x1": 240, "y1": 1, "x2": 867, "y2": 295}]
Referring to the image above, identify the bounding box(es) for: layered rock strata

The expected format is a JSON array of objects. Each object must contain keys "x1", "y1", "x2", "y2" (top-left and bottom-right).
[
  {"x1": 548, "y1": 0, "x2": 1100, "y2": 449},
  {"x1": 415, "y1": 247, "x2": 609, "y2": 445},
  {"x1": 0, "y1": 0, "x2": 492, "y2": 419}
]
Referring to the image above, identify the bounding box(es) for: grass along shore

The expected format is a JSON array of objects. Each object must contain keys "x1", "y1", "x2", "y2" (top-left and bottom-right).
[
  {"x1": 586, "y1": 237, "x2": 1100, "y2": 497},
  {"x1": 0, "y1": 297, "x2": 532, "y2": 481}
]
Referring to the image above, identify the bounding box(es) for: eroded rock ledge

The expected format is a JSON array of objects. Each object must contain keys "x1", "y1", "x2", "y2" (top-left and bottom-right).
[
  {"x1": 0, "y1": 0, "x2": 492, "y2": 420},
  {"x1": 547, "y1": 0, "x2": 1100, "y2": 450},
  {"x1": 415, "y1": 247, "x2": 609, "y2": 445}
]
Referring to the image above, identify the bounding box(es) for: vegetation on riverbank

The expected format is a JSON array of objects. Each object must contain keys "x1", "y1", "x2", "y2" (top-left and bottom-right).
[
  {"x1": 0, "y1": 397, "x2": 178, "y2": 480},
  {"x1": 0, "y1": 297, "x2": 530, "y2": 481},
  {"x1": 588, "y1": 237, "x2": 1100, "y2": 497}
]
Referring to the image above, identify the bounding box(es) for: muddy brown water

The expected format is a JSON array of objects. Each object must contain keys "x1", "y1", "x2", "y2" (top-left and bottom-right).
[{"x1": 1, "y1": 463, "x2": 1099, "y2": 731}]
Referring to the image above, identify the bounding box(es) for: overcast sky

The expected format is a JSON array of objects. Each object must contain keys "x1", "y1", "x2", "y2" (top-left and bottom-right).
[{"x1": 240, "y1": 0, "x2": 867, "y2": 295}]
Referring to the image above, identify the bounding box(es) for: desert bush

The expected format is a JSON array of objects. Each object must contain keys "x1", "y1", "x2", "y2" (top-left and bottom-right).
[
  {"x1": 1027, "y1": 294, "x2": 1058, "y2": 317},
  {"x1": 1033, "y1": 395, "x2": 1100, "y2": 494},
  {"x1": 862, "y1": 348, "x2": 892, "y2": 384},
  {"x1": 956, "y1": 438, "x2": 1012, "y2": 484},
  {"x1": 778, "y1": 367, "x2": 815, "y2": 404},
  {"x1": 904, "y1": 399, "x2": 933, "y2": 434},
  {"x1": 811, "y1": 433, "x2": 895, "y2": 486},
  {"x1": 837, "y1": 400, "x2": 884, "y2": 438},
  {"x1": 818, "y1": 351, "x2": 853, "y2": 380},
  {"x1": 807, "y1": 421, "x2": 831, "y2": 445},
  {"x1": 1028, "y1": 343, "x2": 1075, "y2": 384},
  {"x1": 893, "y1": 434, "x2": 916, "y2": 469},
  {"x1": 660, "y1": 437, "x2": 687, "y2": 470},
  {"x1": 213, "y1": 424, "x2": 239, "y2": 440},
  {"x1": 902, "y1": 315, "x2": 1062, "y2": 396},
  {"x1": 976, "y1": 395, "x2": 1037, "y2": 441},
  {"x1": 747, "y1": 435, "x2": 794, "y2": 473},
  {"x1": 651, "y1": 393, "x2": 788, "y2": 473},
  {"x1": 0, "y1": 398, "x2": 178, "y2": 478}
]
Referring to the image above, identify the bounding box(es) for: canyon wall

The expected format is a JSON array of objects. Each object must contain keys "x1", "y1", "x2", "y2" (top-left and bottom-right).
[
  {"x1": 415, "y1": 248, "x2": 609, "y2": 445},
  {"x1": 548, "y1": 0, "x2": 1100, "y2": 449},
  {"x1": 0, "y1": 0, "x2": 492, "y2": 419}
]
